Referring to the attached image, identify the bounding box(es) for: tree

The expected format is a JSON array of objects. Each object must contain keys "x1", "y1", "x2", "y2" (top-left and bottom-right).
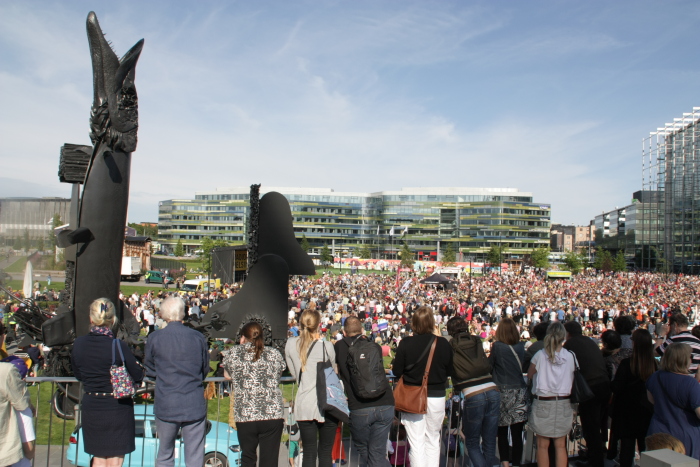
[
  {"x1": 128, "y1": 222, "x2": 158, "y2": 238},
  {"x1": 441, "y1": 243, "x2": 456, "y2": 267},
  {"x1": 594, "y1": 249, "x2": 613, "y2": 272},
  {"x1": 530, "y1": 247, "x2": 551, "y2": 270},
  {"x1": 613, "y1": 250, "x2": 627, "y2": 272},
  {"x1": 562, "y1": 251, "x2": 583, "y2": 274},
  {"x1": 358, "y1": 243, "x2": 372, "y2": 259},
  {"x1": 399, "y1": 242, "x2": 414, "y2": 269},
  {"x1": 37, "y1": 237, "x2": 45, "y2": 253},
  {"x1": 22, "y1": 229, "x2": 30, "y2": 251},
  {"x1": 48, "y1": 214, "x2": 63, "y2": 249},
  {"x1": 200, "y1": 237, "x2": 215, "y2": 272},
  {"x1": 486, "y1": 244, "x2": 504, "y2": 268},
  {"x1": 300, "y1": 234, "x2": 311, "y2": 253},
  {"x1": 174, "y1": 239, "x2": 184, "y2": 257},
  {"x1": 320, "y1": 243, "x2": 333, "y2": 268}
]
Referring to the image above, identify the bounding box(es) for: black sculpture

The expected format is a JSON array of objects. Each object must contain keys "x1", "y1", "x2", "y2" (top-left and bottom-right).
[
  {"x1": 201, "y1": 189, "x2": 315, "y2": 353},
  {"x1": 43, "y1": 11, "x2": 144, "y2": 346}
]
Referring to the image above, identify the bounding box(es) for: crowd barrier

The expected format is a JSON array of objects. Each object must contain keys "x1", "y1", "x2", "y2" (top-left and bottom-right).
[{"x1": 24, "y1": 376, "x2": 584, "y2": 467}]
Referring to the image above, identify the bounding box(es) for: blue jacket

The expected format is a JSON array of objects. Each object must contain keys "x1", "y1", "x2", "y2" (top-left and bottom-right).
[{"x1": 144, "y1": 322, "x2": 210, "y2": 422}]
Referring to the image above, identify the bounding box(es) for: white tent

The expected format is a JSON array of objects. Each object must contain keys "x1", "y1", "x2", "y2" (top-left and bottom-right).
[{"x1": 22, "y1": 259, "x2": 33, "y2": 298}]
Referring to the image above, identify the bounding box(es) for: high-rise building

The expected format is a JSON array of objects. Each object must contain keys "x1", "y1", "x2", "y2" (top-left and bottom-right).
[
  {"x1": 642, "y1": 107, "x2": 700, "y2": 273},
  {"x1": 158, "y1": 187, "x2": 551, "y2": 265}
]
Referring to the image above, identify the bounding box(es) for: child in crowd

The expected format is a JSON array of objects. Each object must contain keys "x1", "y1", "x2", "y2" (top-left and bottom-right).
[{"x1": 388, "y1": 424, "x2": 410, "y2": 466}]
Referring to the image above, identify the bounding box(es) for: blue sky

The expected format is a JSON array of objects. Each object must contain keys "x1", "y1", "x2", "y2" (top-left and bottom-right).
[{"x1": 1, "y1": 1, "x2": 699, "y2": 225}]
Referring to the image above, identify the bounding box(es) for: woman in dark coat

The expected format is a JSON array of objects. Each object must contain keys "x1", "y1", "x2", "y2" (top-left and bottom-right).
[
  {"x1": 72, "y1": 298, "x2": 144, "y2": 467},
  {"x1": 611, "y1": 329, "x2": 657, "y2": 467}
]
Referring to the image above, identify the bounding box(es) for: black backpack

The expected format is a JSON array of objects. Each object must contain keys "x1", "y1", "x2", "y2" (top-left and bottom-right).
[
  {"x1": 347, "y1": 336, "x2": 390, "y2": 400},
  {"x1": 450, "y1": 333, "x2": 491, "y2": 384}
]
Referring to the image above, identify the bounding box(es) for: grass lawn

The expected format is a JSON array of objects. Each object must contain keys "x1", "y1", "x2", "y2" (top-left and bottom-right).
[
  {"x1": 5, "y1": 256, "x2": 28, "y2": 273},
  {"x1": 29, "y1": 382, "x2": 76, "y2": 446}
]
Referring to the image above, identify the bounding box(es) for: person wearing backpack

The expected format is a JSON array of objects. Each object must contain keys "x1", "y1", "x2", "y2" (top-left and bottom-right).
[
  {"x1": 446, "y1": 316, "x2": 500, "y2": 467},
  {"x1": 335, "y1": 316, "x2": 394, "y2": 467}
]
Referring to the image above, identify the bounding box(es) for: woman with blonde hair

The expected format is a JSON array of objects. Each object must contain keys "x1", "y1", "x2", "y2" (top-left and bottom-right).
[
  {"x1": 71, "y1": 298, "x2": 144, "y2": 467},
  {"x1": 526, "y1": 322, "x2": 575, "y2": 467},
  {"x1": 490, "y1": 318, "x2": 529, "y2": 467},
  {"x1": 646, "y1": 343, "x2": 700, "y2": 460},
  {"x1": 223, "y1": 321, "x2": 286, "y2": 466},
  {"x1": 285, "y1": 310, "x2": 337, "y2": 467},
  {"x1": 393, "y1": 306, "x2": 454, "y2": 466}
]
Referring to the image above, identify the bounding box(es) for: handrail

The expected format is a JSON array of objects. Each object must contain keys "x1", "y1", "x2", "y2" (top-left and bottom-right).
[{"x1": 27, "y1": 375, "x2": 299, "y2": 383}]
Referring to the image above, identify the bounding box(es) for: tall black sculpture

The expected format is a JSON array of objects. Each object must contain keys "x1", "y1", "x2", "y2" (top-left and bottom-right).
[
  {"x1": 201, "y1": 188, "x2": 316, "y2": 353},
  {"x1": 43, "y1": 12, "x2": 144, "y2": 345}
]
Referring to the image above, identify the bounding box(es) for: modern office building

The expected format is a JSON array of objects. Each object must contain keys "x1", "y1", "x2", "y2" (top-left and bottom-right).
[
  {"x1": 0, "y1": 197, "x2": 70, "y2": 246},
  {"x1": 641, "y1": 107, "x2": 700, "y2": 273},
  {"x1": 158, "y1": 187, "x2": 551, "y2": 264},
  {"x1": 591, "y1": 191, "x2": 660, "y2": 258}
]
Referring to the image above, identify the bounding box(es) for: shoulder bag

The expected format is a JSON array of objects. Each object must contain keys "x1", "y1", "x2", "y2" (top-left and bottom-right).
[
  {"x1": 508, "y1": 344, "x2": 529, "y2": 386},
  {"x1": 315, "y1": 341, "x2": 350, "y2": 423},
  {"x1": 394, "y1": 336, "x2": 437, "y2": 414},
  {"x1": 110, "y1": 339, "x2": 135, "y2": 399},
  {"x1": 566, "y1": 349, "x2": 594, "y2": 404}
]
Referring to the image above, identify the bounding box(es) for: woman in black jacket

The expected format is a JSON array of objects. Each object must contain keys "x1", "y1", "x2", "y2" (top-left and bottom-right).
[
  {"x1": 393, "y1": 306, "x2": 453, "y2": 467},
  {"x1": 610, "y1": 328, "x2": 657, "y2": 467},
  {"x1": 490, "y1": 318, "x2": 529, "y2": 467},
  {"x1": 72, "y1": 298, "x2": 144, "y2": 467}
]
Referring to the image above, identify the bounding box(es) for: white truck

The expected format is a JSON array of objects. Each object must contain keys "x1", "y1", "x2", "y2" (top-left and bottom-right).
[{"x1": 120, "y1": 256, "x2": 143, "y2": 282}]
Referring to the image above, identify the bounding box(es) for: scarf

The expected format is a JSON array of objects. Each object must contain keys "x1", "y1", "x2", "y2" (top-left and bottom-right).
[{"x1": 89, "y1": 326, "x2": 114, "y2": 337}]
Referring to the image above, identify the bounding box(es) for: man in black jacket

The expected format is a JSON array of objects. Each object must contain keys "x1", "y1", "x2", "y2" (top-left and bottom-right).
[
  {"x1": 335, "y1": 316, "x2": 394, "y2": 467},
  {"x1": 564, "y1": 321, "x2": 611, "y2": 467}
]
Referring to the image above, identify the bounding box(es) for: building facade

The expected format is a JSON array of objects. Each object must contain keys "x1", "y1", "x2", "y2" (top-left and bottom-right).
[
  {"x1": 158, "y1": 187, "x2": 551, "y2": 264},
  {"x1": 0, "y1": 197, "x2": 70, "y2": 247},
  {"x1": 642, "y1": 107, "x2": 700, "y2": 273},
  {"x1": 550, "y1": 224, "x2": 593, "y2": 253}
]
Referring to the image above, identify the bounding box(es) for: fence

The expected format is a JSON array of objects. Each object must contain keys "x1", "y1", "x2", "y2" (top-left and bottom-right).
[{"x1": 25, "y1": 376, "x2": 584, "y2": 467}]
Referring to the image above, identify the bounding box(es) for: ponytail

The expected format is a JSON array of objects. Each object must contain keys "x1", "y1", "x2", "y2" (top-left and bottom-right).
[
  {"x1": 298, "y1": 310, "x2": 321, "y2": 371},
  {"x1": 241, "y1": 322, "x2": 264, "y2": 361}
]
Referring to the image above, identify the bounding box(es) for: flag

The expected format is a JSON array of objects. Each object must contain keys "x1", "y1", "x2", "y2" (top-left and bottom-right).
[
  {"x1": 402, "y1": 226, "x2": 408, "y2": 237},
  {"x1": 389, "y1": 226, "x2": 395, "y2": 236},
  {"x1": 376, "y1": 225, "x2": 380, "y2": 236}
]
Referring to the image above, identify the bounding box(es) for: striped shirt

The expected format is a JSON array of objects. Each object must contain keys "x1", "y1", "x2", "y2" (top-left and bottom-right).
[{"x1": 656, "y1": 331, "x2": 700, "y2": 372}]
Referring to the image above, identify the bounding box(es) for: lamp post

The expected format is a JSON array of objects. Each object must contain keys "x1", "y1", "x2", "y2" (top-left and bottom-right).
[{"x1": 467, "y1": 255, "x2": 473, "y2": 304}]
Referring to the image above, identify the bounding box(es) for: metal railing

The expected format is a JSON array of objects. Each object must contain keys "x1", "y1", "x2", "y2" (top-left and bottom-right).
[{"x1": 26, "y1": 376, "x2": 584, "y2": 467}]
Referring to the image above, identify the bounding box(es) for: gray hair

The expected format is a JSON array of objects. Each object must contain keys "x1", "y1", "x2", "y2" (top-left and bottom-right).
[{"x1": 160, "y1": 297, "x2": 185, "y2": 322}]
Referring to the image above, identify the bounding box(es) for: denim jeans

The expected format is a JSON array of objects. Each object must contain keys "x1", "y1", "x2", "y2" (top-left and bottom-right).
[
  {"x1": 349, "y1": 405, "x2": 394, "y2": 467},
  {"x1": 462, "y1": 389, "x2": 500, "y2": 467}
]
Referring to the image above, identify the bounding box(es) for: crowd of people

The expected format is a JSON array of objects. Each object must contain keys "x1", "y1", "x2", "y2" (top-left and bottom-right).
[{"x1": 1, "y1": 268, "x2": 700, "y2": 467}]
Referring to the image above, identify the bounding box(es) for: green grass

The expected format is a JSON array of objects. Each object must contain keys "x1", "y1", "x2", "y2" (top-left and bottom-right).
[
  {"x1": 29, "y1": 382, "x2": 76, "y2": 446},
  {"x1": 5, "y1": 256, "x2": 29, "y2": 273},
  {"x1": 3, "y1": 280, "x2": 163, "y2": 299}
]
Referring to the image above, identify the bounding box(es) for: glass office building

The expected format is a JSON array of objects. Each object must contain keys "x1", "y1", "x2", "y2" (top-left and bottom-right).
[
  {"x1": 642, "y1": 107, "x2": 700, "y2": 273},
  {"x1": 158, "y1": 187, "x2": 550, "y2": 263}
]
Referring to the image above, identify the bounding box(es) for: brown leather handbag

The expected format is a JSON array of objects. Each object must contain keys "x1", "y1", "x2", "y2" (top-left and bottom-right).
[{"x1": 393, "y1": 336, "x2": 438, "y2": 414}]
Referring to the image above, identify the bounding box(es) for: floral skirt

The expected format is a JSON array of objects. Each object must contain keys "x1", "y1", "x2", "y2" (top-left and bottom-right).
[{"x1": 498, "y1": 387, "x2": 530, "y2": 426}]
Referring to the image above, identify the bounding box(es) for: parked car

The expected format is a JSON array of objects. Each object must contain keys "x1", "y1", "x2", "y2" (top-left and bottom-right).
[
  {"x1": 66, "y1": 404, "x2": 241, "y2": 467},
  {"x1": 144, "y1": 270, "x2": 174, "y2": 284}
]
